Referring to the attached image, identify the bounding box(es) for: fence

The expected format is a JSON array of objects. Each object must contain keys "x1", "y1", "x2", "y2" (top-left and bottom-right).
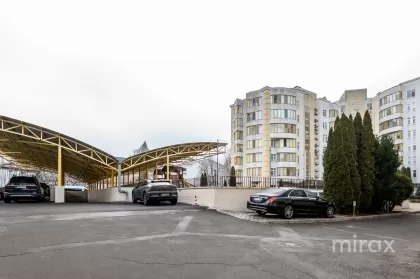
[{"x1": 184, "y1": 176, "x2": 324, "y2": 189}]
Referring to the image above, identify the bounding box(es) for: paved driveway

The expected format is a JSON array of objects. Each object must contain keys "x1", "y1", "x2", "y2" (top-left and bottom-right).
[{"x1": 0, "y1": 202, "x2": 419, "y2": 279}]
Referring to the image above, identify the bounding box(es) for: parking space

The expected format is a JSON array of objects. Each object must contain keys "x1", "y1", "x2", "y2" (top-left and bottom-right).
[{"x1": 0, "y1": 203, "x2": 419, "y2": 279}]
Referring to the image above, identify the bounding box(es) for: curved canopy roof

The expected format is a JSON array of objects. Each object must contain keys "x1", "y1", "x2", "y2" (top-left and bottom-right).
[
  {"x1": 0, "y1": 115, "x2": 118, "y2": 183},
  {"x1": 121, "y1": 142, "x2": 227, "y2": 172},
  {"x1": 0, "y1": 115, "x2": 227, "y2": 184}
]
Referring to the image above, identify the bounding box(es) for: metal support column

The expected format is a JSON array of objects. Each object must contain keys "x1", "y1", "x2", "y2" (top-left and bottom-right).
[
  {"x1": 155, "y1": 162, "x2": 158, "y2": 179},
  {"x1": 132, "y1": 169, "x2": 134, "y2": 184},
  {"x1": 166, "y1": 154, "x2": 170, "y2": 179},
  {"x1": 111, "y1": 170, "x2": 115, "y2": 188},
  {"x1": 58, "y1": 139, "x2": 64, "y2": 186},
  {"x1": 146, "y1": 164, "x2": 148, "y2": 180}
]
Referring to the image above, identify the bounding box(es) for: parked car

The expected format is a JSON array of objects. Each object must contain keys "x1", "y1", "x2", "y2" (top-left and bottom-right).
[
  {"x1": 132, "y1": 179, "x2": 178, "y2": 205},
  {"x1": 247, "y1": 187, "x2": 335, "y2": 219},
  {"x1": 0, "y1": 186, "x2": 4, "y2": 200},
  {"x1": 3, "y1": 176, "x2": 47, "y2": 203}
]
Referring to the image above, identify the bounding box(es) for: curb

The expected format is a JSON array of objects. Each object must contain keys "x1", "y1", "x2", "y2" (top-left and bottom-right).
[{"x1": 216, "y1": 209, "x2": 420, "y2": 225}]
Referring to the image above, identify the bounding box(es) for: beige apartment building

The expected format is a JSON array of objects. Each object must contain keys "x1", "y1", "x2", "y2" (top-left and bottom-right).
[
  {"x1": 231, "y1": 77, "x2": 420, "y2": 184},
  {"x1": 230, "y1": 86, "x2": 340, "y2": 181}
]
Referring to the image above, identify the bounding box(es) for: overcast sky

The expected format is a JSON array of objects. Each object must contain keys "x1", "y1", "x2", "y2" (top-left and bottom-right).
[{"x1": 1, "y1": 0, "x2": 420, "y2": 163}]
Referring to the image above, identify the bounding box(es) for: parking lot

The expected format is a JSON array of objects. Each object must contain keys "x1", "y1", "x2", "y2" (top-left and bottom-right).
[{"x1": 0, "y1": 202, "x2": 419, "y2": 279}]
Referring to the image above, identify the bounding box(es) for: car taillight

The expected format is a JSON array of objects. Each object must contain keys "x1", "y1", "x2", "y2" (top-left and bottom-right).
[
  {"x1": 5, "y1": 184, "x2": 13, "y2": 189},
  {"x1": 267, "y1": 197, "x2": 277, "y2": 204}
]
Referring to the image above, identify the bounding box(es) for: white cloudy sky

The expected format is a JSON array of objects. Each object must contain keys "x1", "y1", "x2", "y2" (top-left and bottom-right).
[{"x1": 1, "y1": 0, "x2": 420, "y2": 164}]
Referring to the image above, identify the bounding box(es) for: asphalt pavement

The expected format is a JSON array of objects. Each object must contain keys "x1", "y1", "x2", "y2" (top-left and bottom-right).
[{"x1": 0, "y1": 202, "x2": 419, "y2": 279}]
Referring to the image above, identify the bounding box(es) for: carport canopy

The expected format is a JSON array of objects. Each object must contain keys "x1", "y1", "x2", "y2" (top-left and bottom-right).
[
  {"x1": 0, "y1": 115, "x2": 118, "y2": 184},
  {"x1": 0, "y1": 115, "x2": 227, "y2": 186}
]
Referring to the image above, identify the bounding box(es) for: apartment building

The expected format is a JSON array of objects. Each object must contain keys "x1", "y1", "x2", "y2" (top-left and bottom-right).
[
  {"x1": 373, "y1": 77, "x2": 420, "y2": 183},
  {"x1": 230, "y1": 86, "x2": 340, "y2": 180}
]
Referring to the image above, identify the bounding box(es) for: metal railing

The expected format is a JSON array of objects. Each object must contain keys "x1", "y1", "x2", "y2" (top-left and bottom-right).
[{"x1": 182, "y1": 176, "x2": 324, "y2": 189}]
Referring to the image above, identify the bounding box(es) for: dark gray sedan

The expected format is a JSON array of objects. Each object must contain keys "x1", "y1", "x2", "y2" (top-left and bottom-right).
[{"x1": 132, "y1": 179, "x2": 178, "y2": 205}]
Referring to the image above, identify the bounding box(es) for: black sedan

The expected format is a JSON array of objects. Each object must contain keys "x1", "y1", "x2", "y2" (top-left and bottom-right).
[
  {"x1": 132, "y1": 179, "x2": 178, "y2": 205},
  {"x1": 247, "y1": 188, "x2": 335, "y2": 219}
]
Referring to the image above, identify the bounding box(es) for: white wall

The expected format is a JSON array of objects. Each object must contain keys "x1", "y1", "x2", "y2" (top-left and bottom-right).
[
  {"x1": 178, "y1": 187, "x2": 266, "y2": 211},
  {"x1": 88, "y1": 187, "x2": 134, "y2": 203}
]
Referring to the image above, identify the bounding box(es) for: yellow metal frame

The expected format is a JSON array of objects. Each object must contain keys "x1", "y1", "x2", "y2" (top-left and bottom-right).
[
  {"x1": 0, "y1": 115, "x2": 118, "y2": 183},
  {"x1": 121, "y1": 142, "x2": 227, "y2": 177}
]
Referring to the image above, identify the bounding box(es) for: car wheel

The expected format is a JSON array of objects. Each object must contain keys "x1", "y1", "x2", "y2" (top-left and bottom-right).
[
  {"x1": 325, "y1": 205, "x2": 335, "y2": 218},
  {"x1": 256, "y1": 210, "x2": 266, "y2": 216},
  {"x1": 143, "y1": 194, "x2": 149, "y2": 206},
  {"x1": 283, "y1": 205, "x2": 294, "y2": 219},
  {"x1": 170, "y1": 199, "x2": 177, "y2": 205},
  {"x1": 4, "y1": 198, "x2": 11, "y2": 203},
  {"x1": 132, "y1": 194, "x2": 137, "y2": 203},
  {"x1": 0, "y1": 193, "x2": 4, "y2": 200}
]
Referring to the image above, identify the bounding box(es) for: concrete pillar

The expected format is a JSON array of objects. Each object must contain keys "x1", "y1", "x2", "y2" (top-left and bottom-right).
[{"x1": 55, "y1": 140, "x2": 65, "y2": 203}]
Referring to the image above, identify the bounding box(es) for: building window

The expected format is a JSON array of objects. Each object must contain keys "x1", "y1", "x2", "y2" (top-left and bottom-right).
[
  {"x1": 414, "y1": 130, "x2": 416, "y2": 139},
  {"x1": 234, "y1": 118, "x2": 243, "y2": 128},
  {"x1": 270, "y1": 109, "x2": 296, "y2": 119},
  {"x1": 234, "y1": 105, "x2": 243, "y2": 114},
  {"x1": 234, "y1": 144, "x2": 243, "y2": 152},
  {"x1": 246, "y1": 111, "x2": 262, "y2": 122},
  {"x1": 235, "y1": 169, "x2": 243, "y2": 176},
  {"x1": 271, "y1": 95, "x2": 296, "y2": 105},
  {"x1": 323, "y1": 135, "x2": 328, "y2": 142},
  {"x1": 408, "y1": 145, "x2": 411, "y2": 152},
  {"x1": 271, "y1": 154, "x2": 277, "y2": 162},
  {"x1": 414, "y1": 117, "x2": 416, "y2": 124},
  {"x1": 270, "y1": 123, "x2": 296, "y2": 133},
  {"x1": 297, "y1": 115, "x2": 300, "y2": 123},
  {"x1": 341, "y1": 105, "x2": 345, "y2": 113},
  {"x1": 234, "y1": 131, "x2": 243, "y2": 140},
  {"x1": 414, "y1": 170, "x2": 417, "y2": 178},
  {"x1": 246, "y1": 167, "x2": 262, "y2": 177},
  {"x1": 408, "y1": 131, "x2": 411, "y2": 138},
  {"x1": 234, "y1": 156, "x2": 243, "y2": 165},
  {"x1": 414, "y1": 145, "x2": 417, "y2": 151},
  {"x1": 246, "y1": 125, "x2": 261, "y2": 136},
  {"x1": 329, "y1": 109, "x2": 339, "y2": 118},
  {"x1": 408, "y1": 106, "x2": 410, "y2": 112},
  {"x1": 367, "y1": 103, "x2": 373, "y2": 110},
  {"x1": 323, "y1": 110, "x2": 327, "y2": 117},
  {"x1": 379, "y1": 104, "x2": 403, "y2": 119},
  {"x1": 277, "y1": 167, "x2": 297, "y2": 176},
  {"x1": 277, "y1": 153, "x2": 297, "y2": 162},
  {"x1": 270, "y1": 168, "x2": 276, "y2": 176},
  {"x1": 247, "y1": 139, "x2": 262, "y2": 149},
  {"x1": 271, "y1": 138, "x2": 297, "y2": 148},
  {"x1": 379, "y1": 118, "x2": 403, "y2": 132},
  {"x1": 246, "y1": 153, "x2": 262, "y2": 163},
  {"x1": 407, "y1": 90, "x2": 416, "y2": 99},
  {"x1": 408, "y1": 118, "x2": 411, "y2": 125},
  {"x1": 247, "y1": 97, "x2": 261, "y2": 107},
  {"x1": 323, "y1": 122, "x2": 327, "y2": 129},
  {"x1": 379, "y1": 91, "x2": 402, "y2": 107}
]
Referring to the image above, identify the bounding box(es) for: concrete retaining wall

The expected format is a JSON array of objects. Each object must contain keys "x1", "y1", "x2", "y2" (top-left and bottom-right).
[
  {"x1": 178, "y1": 187, "x2": 266, "y2": 211},
  {"x1": 87, "y1": 187, "x2": 134, "y2": 203}
]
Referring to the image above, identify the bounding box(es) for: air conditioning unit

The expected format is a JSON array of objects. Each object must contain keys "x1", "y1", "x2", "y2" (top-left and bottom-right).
[{"x1": 314, "y1": 109, "x2": 318, "y2": 115}]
